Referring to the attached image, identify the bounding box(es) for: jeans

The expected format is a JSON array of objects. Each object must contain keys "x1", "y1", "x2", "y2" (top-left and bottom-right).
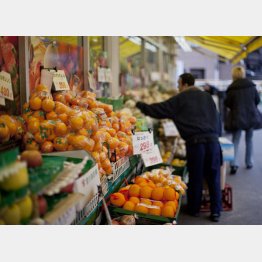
[
  {"x1": 231, "y1": 129, "x2": 253, "y2": 167},
  {"x1": 186, "y1": 142, "x2": 222, "y2": 215}
]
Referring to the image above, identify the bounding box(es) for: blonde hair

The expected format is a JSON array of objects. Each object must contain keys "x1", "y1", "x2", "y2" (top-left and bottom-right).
[{"x1": 232, "y1": 66, "x2": 246, "y2": 80}]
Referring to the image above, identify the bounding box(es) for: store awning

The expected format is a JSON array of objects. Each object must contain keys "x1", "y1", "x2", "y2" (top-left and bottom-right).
[
  {"x1": 185, "y1": 36, "x2": 262, "y2": 64},
  {"x1": 119, "y1": 37, "x2": 142, "y2": 59}
]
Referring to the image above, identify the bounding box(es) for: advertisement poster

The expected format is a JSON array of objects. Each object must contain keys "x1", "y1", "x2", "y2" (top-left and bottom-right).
[
  {"x1": 0, "y1": 36, "x2": 20, "y2": 115},
  {"x1": 29, "y1": 36, "x2": 84, "y2": 94}
]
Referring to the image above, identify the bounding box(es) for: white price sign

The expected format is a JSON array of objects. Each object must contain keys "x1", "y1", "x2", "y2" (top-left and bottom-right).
[
  {"x1": 53, "y1": 206, "x2": 76, "y2": 225},
  {"x1": 88, "y1": 73, "x2": 96, "y2": 91},
  {"x1": 0, "y1": 97, "x2": 5, "y2": 106},
  {"x1": 98, "y1": 67, "x2": 106, "y2": 83},
  {"x1": 105, "y1": 68, "x2": 112, "y2": 83},
  {"x1": 132, "y1": 131, "x2": 154, "y2": 155},
  {"x1": 163, "y1": 121, "x2": 179, "y2": 137},
  {"x1": 142, "y1": 144, "x2": 163, "y2": 167},
  {"x1": 0, "y1": 71, "x2": 14, "y2": 101},
  {"x1": 40, "y1": 69, "x2": 54, "y2": 92},
  {"x1": 53, "y1": 70, "x2": 70, "y2": 91}
]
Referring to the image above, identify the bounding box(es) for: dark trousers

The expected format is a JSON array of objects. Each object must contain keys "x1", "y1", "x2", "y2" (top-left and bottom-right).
[{"x1": 186, "y1": 141, "x2": 222, "y2": 215}]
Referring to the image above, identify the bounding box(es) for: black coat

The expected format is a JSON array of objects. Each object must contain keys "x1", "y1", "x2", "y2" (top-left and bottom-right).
[
  {"x1": 224, "y1": 78, "x2": 261, "y2": 131},
  {"x1": 136, "y1": 87, "x2": 221, "y2": 143}
]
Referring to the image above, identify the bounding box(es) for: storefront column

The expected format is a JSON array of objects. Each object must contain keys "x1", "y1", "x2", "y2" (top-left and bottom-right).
[
  {"x1": 18, "y1": 36, "x2": 30, "y2": 107},
  {"x1": 83, "y1": 37, "x2": 89, "y2": 90},
  {"x1": 104, "y1": 36, "x2": 120, "y2": 97},
  {"x1": 158, "y1": 37, "x2": 164, "y2": 83}
]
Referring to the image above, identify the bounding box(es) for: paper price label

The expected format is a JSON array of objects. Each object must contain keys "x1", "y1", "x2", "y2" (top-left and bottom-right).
[
  {"x1": 98, "y1": 67, "x2": 106, "y2": 83},
  {"x1": 53, "y1": 70, "x2": 70, "y2": 91},
  {"x1": 0, "y1": 71, "x2": 14, "y2": 101},
  {"x1": 163, "y1": 121, "x2": 179, "y2": 137},
  {"x1": 142, "y1": 145, "x2": 163, "y2": 167},
  {"x1": 105, "y1": 68, "x2": 112, "y2": 83},
  {"x1": 132, "y1": 131, "x2": 154, "y2": 155},
  {"x1": 40, "y1": 69, "x2": 54, "y2": 92},
  {"x1": 0, "y1": 97, "x2": 5, "y2": 106},
  {"x1": 88, "y1": 73, "x2": 96, "y2": 91},
  {"x1": 54, "y1": 206, "x2": 76, "y2": 225}
]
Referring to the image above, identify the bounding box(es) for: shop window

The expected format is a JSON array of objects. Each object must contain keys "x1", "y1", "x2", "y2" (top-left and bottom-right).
[
  {"x1": 89, "y1": 36, "x2": 105, "y2": 72},
  {"x1": 190, "y1": 68, "x2": 205, "y2": 79},
  {"x1": 0, "y1": 36, "x2": 20, "y2": 115},
  {"x1": 145, "y1": 41, "x2": 158, "y2": 73},
  {"x1": 29, "y1": 36, "x2": 84, "y2": 94}
]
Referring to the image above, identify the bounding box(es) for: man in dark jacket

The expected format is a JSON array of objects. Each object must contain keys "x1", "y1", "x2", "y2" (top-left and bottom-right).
[
  {"x1": 224, "y1": 66, "x2": 261, "y2": 174},
  {"x1": 136, "y1": 73, "x2": 222, "y2": 222}
]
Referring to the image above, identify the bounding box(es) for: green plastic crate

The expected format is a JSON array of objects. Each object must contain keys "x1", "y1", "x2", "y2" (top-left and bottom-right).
[
  {"x1": 97, "y1": 97, "x2": 124, "y2": 111},
  {"x1": 0, "y1": 147, "x2": 19, "y2": 170}
]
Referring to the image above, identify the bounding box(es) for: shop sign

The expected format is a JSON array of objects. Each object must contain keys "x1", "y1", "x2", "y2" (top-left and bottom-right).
[
  {"x1": 132, "y1": 131, "x2": 154, "y2": 155},
  {"x1": 53, "y1": 70, "x2": 70, "y2": 91},
  {"x1": 142, "y1": 144, "x2": 163, "y2": 167},
  {"x1": 98, "y1": 67, "x2": 106, "y2": 83},
  {"x1": 163, "y1": 121, "x2": 179, "y2": 137},
  {"x1": 0, "y1": 71, "x2": 14, "y2": 101}
]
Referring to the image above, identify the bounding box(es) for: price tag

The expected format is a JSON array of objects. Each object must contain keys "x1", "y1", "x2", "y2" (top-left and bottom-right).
[
  {"x1": 0, "y1": 97, "x2": 5, "y2": 106},
  {"x1": 88, "y1": 73, "x2": 96, "y2": 91},
  {"x1": 53, "y1": 70, "x2": 70, "y2": 91},
  {"x1": 163, "y1": 121, "x2": 179, "y2": 137},
  {"x1": 105, "y1": 68, "x2": 112, "y2": 83},
  {"x1": 40, "y1": 69, "x2": 53, "y2": 92},
  {"x1": 142, "y1": 144, "x2": 163, "y2": 167},
  {"x1": 54, "y1": 206, "x2": 76, "y2": 225},
  {"x1": 98, "y1": 67, "x2": 106, "y2": 83},
  {"x1": 0, "y1": 71, "x2": 14, "y2": 101},
  {"x1": 132, "y1": 131, "x2": 154, "y2": 155}
]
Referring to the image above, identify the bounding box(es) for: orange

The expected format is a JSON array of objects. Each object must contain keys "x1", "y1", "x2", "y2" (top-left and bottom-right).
[
  {"x1": 135, "y1": 177, "x2": 147, "y2": 185},
  {"x1": 163, "y1": 188, "x2": 176, "y2": 201},
  {"x1": 22, "y1": 112, "x2": 33, "y2": 123},
  {"x1": 29, "y1": 96, "x2": 42, "y2": 110},
  {"x1": 148, "y1": 181, "x2": 156, "y2": 189},
  {"x1": 58, "y1": 113, "x2": 68, "y2": 124},
  {"x1": 140, "y1": 199, "x2": 152, "y2": 206},
  {"x1": 152, "y1": 201, "x2": 164, "y2": 209},
  {"x1": 149, "y1": 207, "x2": 161, "y2": 216},
  {"x1": 25, "y1": 140, "x2": 39, "y2": 151},
  {"x1": 110, "y1": 193, "x2": 126, "y2": 207},
  {"x1": 55, "y1": 122, "x2": 67, "y2": 137},
  {"x1": 35, "y1": 84, "x2": 49, "y2": 92},
  {"x1": 78, "y1": 128, "x2": 89, "y2": 137},
  {"x1": 42, "y1": 98, "x2": 55, "y2": 112},
  {"x1": 22, "y1": 102, "x2": 30, "y2": 113},
  {"x1": 102, "y1": 146, "x2": 109, "y2": 155},
  {"x1": 46, "y1": 111, "x2": 58, "y2": 120},
  {"x1": 99, "y1": 152, "x2": 107, "y2": 162},
  {"x1": 67, "y1": 144, "x2": 74, "y2": 151},
  {"x1": 138, "y1": 182, "x2": 148, "y2": 188},
  {"x1": 151, "y1": 187, "x2": 164, "y2": 201},
  {"x1": 108, "y1": 137, "x2": 120, "y2": 150},
  {"x1": 93, "y1": 141, "x2": 103, "y2": 151},
  {"x1": 176, "y1": 192, "x2": 180, "y2": 200},
  {"x1": 104, "y1": 165, "x2": 113, "y2": 175},
  {"x1": 164, "y1": 201, "x2": 177, "y2": 212},
  {"x1": 41, "y1": 141, "x2": 54, "y2": 153},
  {"x1": 32, "y1": 110, "x2": 45, "y2": 121},
  {"x1": 140, "y1": 186, "x2": 153, "y2": 199},
  {"x1": 129, "y1": 116, "x2": 136, "y2": 124},
  {"x1": 71, "y1": 135, "x2": 88, "y2": 150},
  {"x1": 129, "y1": 197, "x2": 140, "y2": 205},
  {"x1": 92, "y1": 130, "x2": 106, "y2": 143},
  {"x1": 0, "y1": 122, "x2": 10, "y2": 142},
  {"x1": 53, "y1": 137, "x2": 68, "y2": 151},
  {"x1": 161, "y1": 206, "x2": 175, "y2": 218},
  {"x1": 123, "y1": 201, "x2": 136, "y2": 211},
  {"x1": 129, "y1": 184, "x2": 141, "y2": 198},
  {"x1": 70, "y1": 116, "x2": 84, "y2": 131},
  {"x1": 55, "y1": 101, "x2": 70, "y2": 115},
  {"x1": 107, "y1": 128, "x2": 116, "y2": 137},
  {"x1": 0, "y1": 115, "x2": 18, "y2": 137},
  {"x1": 27, "y1": 117, "x2": 40, "y2": 134},
  {"x1": 101, "y1": 158, "x2": 111, "y2": 170},
  {"x1": 34, "y1": 132, "x2": 47, "y2": 144},
  {"x1": 92, "y1": 151, "x2": 100, "y2": 162},
  {"x1": 84, "y1": 138, "x2": 95, "y2": 152},
  {"x1": 135, "y1": 204, "x2": 148, "y2": 214},
  {"x1": 112, "y1": 122, "x2": 120, "y2": 131}
]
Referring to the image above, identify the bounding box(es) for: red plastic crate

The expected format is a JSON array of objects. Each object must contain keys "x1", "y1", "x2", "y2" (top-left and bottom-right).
[{"x1": 200, "y1": 184, "x2": 232, "y2": 212}]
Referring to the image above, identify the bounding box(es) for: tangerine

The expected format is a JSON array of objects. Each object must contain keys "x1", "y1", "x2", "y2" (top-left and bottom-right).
[
  {"x1": 110, "y1": 193, "x2": 126, "y2": 207},
  {"x1": 123, "y1": 201, "x2": 136, "y2": 211},
  {"x1": 70, "y1": 116, "x2": 84, "y2": 131},
  {"x1": 25, "y1": 140, "x2": 39, "y2": 151},
  {"x1": 46, "y1": 111, "x2": 58, "y2": 120},
  {"x1": 84, "y1": 138, "x2": 95, "y2": 152},
  {"x1": 164, "y1": 201, "x2": 177, "y2": 212},
  {"x1": 91, "y1": 151, "x2": 100, "y2": 162},
  {"x1": 104, "y1": 165, "x2": 113, "y2": 175},
  {"x1": 140, "y1": 199, "x2": 152, "y2": 206},
  {"x1": 152, "y1": 201, "x2": 164, "y2": 209},
  {"x1": 129, "y1": 184, "x2": 141, "y2": 198},
  {"x1": 135, "y1": 204, "x2": 148, "y2": 214},
  {"x1": 42, "y1": 98, "x2": 55, "y2": 112},
  {"x1": 163, "y1": 188, "x2": 176, "y2": 201},
  {"x1": 58, "y1": 113, "x2": 68, "y2": 124},
  {"x1": 161, "y1": 206, "x2": 175, "y2": 218},
  {"x1": 55, "y1": 122, "x2": 67, "y2": 137},
  {"x1": 78, "y1": 128, "x2": 89, "y2": 137},
  {"x1": 33, "y1": 110, "x2": 45, "y2": 121},
  {"x1": 0, "y1": 122, "x2": 10, "y2": 142},
  {"x1": 176, "y1": 192, "x2": 180, "y2": 200},
  {"x1": 151, "y1": 187, "x2": 164, "y2": 201},
  {"x1": 53, "y1": 137, "x2": 68, "y2": 151},
  {"x1": 149, "y1": 207, "x2": 161, "y2": 216},
  {"x1": 41, "y1": 141, "x2": 54, "y2": 153},
  {"x1": 27, "y1": 118, "x2": 40, "y2": 134},
  {"x1": 129, "y1": 197, "x2": 140, "y2": 205},
  {"x1": 34, "y1": 132, "x2": 47, "y2": 144},
  {"x1": 108, "y1": 137, "x2": 120, "y2": 150},
  {"x1": 135, "y1": 177, "x2": 147, "y2": 185},
  {"x1": 101, "y1": 158, "x2": 111, "y2": 170},
  {"x1": 140, "y1": 186, "x2": 153, "y2": 199},
  {"x1": 29, "y1": 97, "x2": 42, "y2": 110}
]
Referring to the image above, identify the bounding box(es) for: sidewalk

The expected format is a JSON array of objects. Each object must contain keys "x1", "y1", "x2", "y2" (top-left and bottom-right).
[{"x1": 178, "y1": 129, "x2": 262, "y2": 225}]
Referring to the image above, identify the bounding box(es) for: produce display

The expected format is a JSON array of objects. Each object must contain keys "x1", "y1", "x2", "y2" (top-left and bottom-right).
[{"x1": 110, "y1": 168, "x2": 187, "y2": 219}]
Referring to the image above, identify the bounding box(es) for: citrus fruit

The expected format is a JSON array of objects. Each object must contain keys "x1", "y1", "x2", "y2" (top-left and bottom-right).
[
  {"x1": 161, "y1": 206, "x2": 175, "y2": 218},
  {"x1": 46, "y1": 111, "x2": 58, "y2": 120},
  {"x1": 84, "y1": 138, "x2": 95, "y2": 152},
  {"x1": 70, "y1": 116, "x2": 84, "y2": 131},
  {"x1": 164, "y1": 201, "x2": 177, "y2": 212},
  {"x1": 27, "y1": 117, "x2": 40, "y2": 134},
  {"x1": 108, "y1": 137, "x2": 120, "y2": 150},
  {"x1": 163, "y1": 188, "x2": 176, "y2": 201},
  {"x1": 2, "y1": 204, "x2": 21, "y2": 225},
  {"x1": 0, "y1": 122, "x2": 10, "y2": 142},
  {"x1": 78, "y1": 128, "x2": 89, "y2": 137},
  {"x1": 101, "y1": 158, "x2": 111, "y2": 170},
  {"x1": 58, "y1": 113, "x2": 68, "y2": 124},
  {"x1": 147, "y1": 181, "x2": 156, "y2": 189},
  {"x1": 16, "y1": 196, "x2": 33, "y2": 220},
  {"x1": 0, "y1": 115, "x2": 17, "y2": 137},
  {"x1": 29, "y1": 96, "x2": 42, "y2": 110},
  {"x1": 140, "y1": 186, "x2": 153, "y2": 199},
  {"x1": 34, "y1": 132, "x2": 47, "y2": 144},
  {"x1": 91, "y1": 151, "x2": 100, "y2": 162},
  {"x1": 152, "y1": 201, "x2": 164, "y2": 208},
  {"x1": 42, "y1": 98, "x2": 55, "y2": 112},
  {"x1": 35, "y1": 84, "x2": 49, "y2": 92},
  {"x1": 53, "y1": 137, "x2": 68, "y2": 151},
  {"x1": 25, "y1": 140, "x2": 39, "y2": 151},
  {"x1": 135, "y1": 204, "x2": 148, "y2": 214},
  {"x1": 129, "y1": 184, "x2": 141, "y2": 198},
  {"x1": 129, "y1": 197, "x2": 140, "y2": 205},
  {"x1": 99, "y1": 152, "x2": 107, "y2": 162},
  {"x1": 138, "y1": 182, "x2": 148, "y2": 188},
  {"x1": 176, "y1": 192, "x2": 180, "y2": 200},
  {"x1": 110, "y1": 193, "x2": 126, "y2": 207},
  {"x1": 135, "y1": 177, "x2": 147, "y2": 184},
  {"x1": 55, "y1": 122, "x2": 67, "y2": 137},
  {"x1": 140, "y1": 199, "x2": 152, "y2": 206},
  {"x1": 149, "y1": 207, "x2": 161, "y2": 216},
  {"x1": 123, "y1": 201, "x2": 136, "y2": 211},
  {"x1": 151, "y1": 187, "x2": 164, "y2": 201},
  {"x1": 41, "y1": 141, "x2": 54, "y2": 153}
]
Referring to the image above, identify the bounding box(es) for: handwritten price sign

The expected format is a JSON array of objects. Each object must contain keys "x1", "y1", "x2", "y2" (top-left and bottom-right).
[
  {"x1": 163, "y1": 121, "x2": 179, "y2": 137},
  {"x1": 142, "y1": 145, "x2": 163, "y2": 167},
  {"x1": 53, "y1": 70, "x2": 70, "y2": 91},
  {"x1": 98, "y1": 67, "x2": 106, "y2": 83},
  {"x1": 132, "y1": 131, "x2": 154, "y2": 155},
  {"x1": 0, "y1": 71, "x2": 14, "y2": 101}
]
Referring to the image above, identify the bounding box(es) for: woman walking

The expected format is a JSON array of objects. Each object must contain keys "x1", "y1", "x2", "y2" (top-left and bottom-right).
[{"x1": 225, "y1": 66, "x2": 261, "y2": 174}]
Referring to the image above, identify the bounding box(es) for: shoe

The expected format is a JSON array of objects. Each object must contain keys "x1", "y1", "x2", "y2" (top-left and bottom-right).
[
  {"x1": 230, "y1": 166, "x2": 238, "y2": 175},
  {"x1": 210, "y1": 214, "x2": 220, "y2": 222},
  {"x1": 246, "y1": 165, "x2": 253, "y2": 169}
]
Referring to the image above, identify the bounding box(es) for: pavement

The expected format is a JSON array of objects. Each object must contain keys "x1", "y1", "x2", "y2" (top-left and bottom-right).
[{"x1": 178, "y1": 129, "x2": 262, "y2": 225}]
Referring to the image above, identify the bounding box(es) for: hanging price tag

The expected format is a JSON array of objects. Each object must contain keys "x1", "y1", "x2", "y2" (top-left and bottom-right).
[
  {"x1": 142, "y1": 144, "x2": 163, "y2": 167},
  {"x1": 0, "y1": 97, "x2": 5, "y2": 106},
  {"x1": 105, "y1": 68, "x2": 112, "y2": 83},
  {"x1": 0, "y1": 71, "x2": 14, "y2": 101},
  {"x1": 98, "y1": 67, "x2": 106, "y2": 83},
  {"x1": 163, "y1": 121, "x2": 179, "y2": 137},
  {"x1": 132, "y1": 131, "x2": 154, "y2": 155},
  {"x1": 40, "y1": 69, "x2": 54, "y2": 92},
  {"x1": 53, "y1": 70, "x2": 70, "y2": 91}
]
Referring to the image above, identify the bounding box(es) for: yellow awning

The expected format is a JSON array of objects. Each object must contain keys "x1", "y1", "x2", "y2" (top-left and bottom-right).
[
  {"x1": 119, "y1": 36, "x2": 141, "y2": 59},
  {"x1": 185, "y1": 36, "x2": 262, "y2": 64}
]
